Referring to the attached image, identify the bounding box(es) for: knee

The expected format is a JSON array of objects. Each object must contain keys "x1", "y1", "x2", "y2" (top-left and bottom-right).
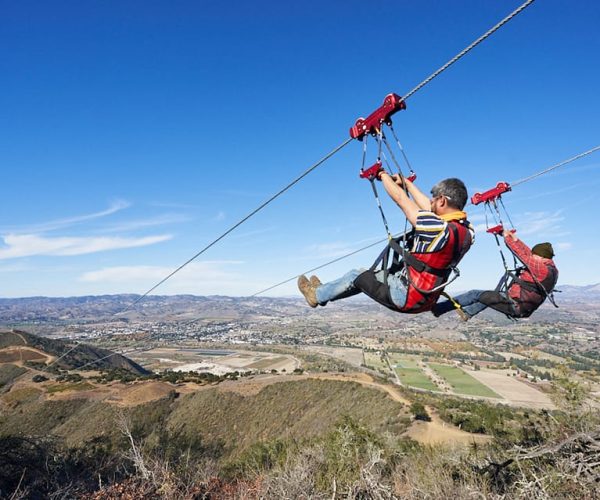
[{"x1": 347, "y1": 268, "x2": 365, "y2": 281}]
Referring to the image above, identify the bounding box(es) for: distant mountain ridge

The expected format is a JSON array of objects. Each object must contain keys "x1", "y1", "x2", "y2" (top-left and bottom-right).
[
  {"x1": 0, "y1": 293, "x2": 371, "y2": 322},
  {"x1": 556, "y1": 283, "x2": 600, "y2": 294},
  {"x1": 0, "y1": 285, "x2": 598, "y2": 323}
]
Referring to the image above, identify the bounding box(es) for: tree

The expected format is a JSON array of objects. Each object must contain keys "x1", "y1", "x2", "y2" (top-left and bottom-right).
[{"x1": 410, "y1": 402, "x2": 431, "y2": 422}]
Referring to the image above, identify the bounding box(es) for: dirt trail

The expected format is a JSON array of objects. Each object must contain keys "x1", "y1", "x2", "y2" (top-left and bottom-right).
[
  {"x1": 9, "y1": 366, "x2": 493, "y2": 446},
  {"x1": 0, "y1": 346, "x2": 55, "y2": 365},
  {"x1": 219, "y1": 372, "x2": 491, "y2": 446},
  {"x1": 312, "y1": 375, "x2": 492, "y2": 446},
  {"x1": 311, "y1": 373, "x2": 412, "y2": 405},
  {"x1": 14, "y1": 331, "x2": 28, "y2": 345},
  {"x1": 404, "y1": 405, "x2": 492, "y2": 446},
  {"x1": 217, "y1": 372, "x2": 412, "y2": 404}
]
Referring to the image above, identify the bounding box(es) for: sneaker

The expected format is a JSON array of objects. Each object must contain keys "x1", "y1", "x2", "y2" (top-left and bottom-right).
[
  {"x1": 297, "y1": 275, "x2": 318, "y2": 308},
  {"x1": 309, "y1": 275, "x2": 322, "y2": 287},
  {"x1": 455, "y1": 307, "x2": 471, "y2": 322}
]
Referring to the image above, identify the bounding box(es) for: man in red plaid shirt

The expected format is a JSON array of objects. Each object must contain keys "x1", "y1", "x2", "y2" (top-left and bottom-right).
[{"x1": 432, "y1": 230, "x2": 558, "y2": 321}]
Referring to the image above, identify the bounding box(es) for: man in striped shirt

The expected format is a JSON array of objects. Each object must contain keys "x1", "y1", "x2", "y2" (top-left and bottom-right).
[
  {"x1": 298, "y1": 175, "x2": 474, "y2": 311},
  {"x1": 432, "y1": 231, "x2": 558, "y2": 320}
]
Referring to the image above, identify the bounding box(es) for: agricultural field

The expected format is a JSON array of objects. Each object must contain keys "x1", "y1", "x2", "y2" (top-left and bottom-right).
[
  {"x1": 497, "y1": 351, "x2": 528, "y2": 360},
  {"x1": 364, "y1": 351, "x2": 388, "y2": 371},
  {"x1": 429, "y1": 363, "x2": 500, "y2": 398},
  {"x1": 466, "y1": 368, "x2": 554, "y2": 409},
  {"x1": 520, "y1": 350, "x2": 566, "y2": 363},
  {"x1": 304, "y1": 346, "x2": 364, "y2": 367},
  {"x1": 390, "y1": 355, "x2": 439, "y2": 392}
]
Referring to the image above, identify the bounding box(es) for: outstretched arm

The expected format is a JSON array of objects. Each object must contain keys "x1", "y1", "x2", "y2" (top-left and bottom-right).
[
  {"x1": 379, "y1": 172, "x2": 420, "y2": 225},
  {"x1": 503, "y1": 230, "x2": 538, "y2": 269},
  {"x1": 391, "y1": 175, "x2": 431, "y2": 210}
]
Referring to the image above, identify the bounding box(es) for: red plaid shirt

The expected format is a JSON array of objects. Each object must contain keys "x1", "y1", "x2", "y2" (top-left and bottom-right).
[{"x1": 505, "y1": 237, "x2": 556, "y2": 301}]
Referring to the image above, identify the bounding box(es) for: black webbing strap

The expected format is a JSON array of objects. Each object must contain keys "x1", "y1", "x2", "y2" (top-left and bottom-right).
[
  {"x1": 368, "y1": 220, "x2": 469, "y2": 298},
  {"x1": 511, "y1": 273, "x2": 542, "y2": 294},
  {"x1": 397, "y1": 221, "x2": 465, "y2": 277},
  {"x1": 503, "y1": 238, "x2": 559, "y2": 308}
]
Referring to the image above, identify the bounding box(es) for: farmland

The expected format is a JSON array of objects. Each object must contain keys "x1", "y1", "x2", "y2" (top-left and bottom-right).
[
  {"x1": 389, "y1": 354, "x2": 439, "y2": 391},
  {"x1": 429, "y1": 363, "x2": 500, "y2": 398}
]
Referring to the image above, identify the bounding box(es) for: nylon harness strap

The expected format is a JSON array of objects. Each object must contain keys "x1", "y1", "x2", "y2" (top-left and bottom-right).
[
  {"x1": 371, "y1": 221, "x2": 465, "y2": 289},
  {"x1": 501, "y1": 243, "x2": 559, "y2": 308}
]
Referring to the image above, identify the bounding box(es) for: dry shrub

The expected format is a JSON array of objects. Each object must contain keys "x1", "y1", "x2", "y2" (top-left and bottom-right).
[
  {"x1": 261, "y1": 446, "x2": 326, "y2": 499},
  {"x1": 392, "y1": 446, "x2": 497, "y2": 500}
]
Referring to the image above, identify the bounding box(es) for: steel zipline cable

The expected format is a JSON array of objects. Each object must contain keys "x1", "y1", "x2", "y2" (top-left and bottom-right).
[
  {"x1": 119, "y1": 0, "x2": 537, "y2": 314},
  {"x1": 55, "y1": 143, "x2": 600, "y2": 372},
  {"x1": 123, "y1": 138, "x2": 352, "y2": 311},
  {"x1": 249, "y1": 144, "x2": 600, "y2": 298},
  {"x1": 401, "y1": 0, "x2": 535, "y2": 102},
  {"x1": 44, "y1": 0, "x2": 537, "y2": 371},
  {"x1": 510, "y1": 145, "x2": 600, "y2": 187},
  {"x1": 249, "y1": 236, "x2": 395, "y2": 298}
]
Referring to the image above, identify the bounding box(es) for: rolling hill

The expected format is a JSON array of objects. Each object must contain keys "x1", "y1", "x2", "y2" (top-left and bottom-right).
[{"x1": 0, "y1": 330, "x2": 148, "y2": 375}]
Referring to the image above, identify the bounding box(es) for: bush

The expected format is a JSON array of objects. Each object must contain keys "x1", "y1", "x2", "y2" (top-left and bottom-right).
[{"x1": 410, "y1": 402, "x2": 431, "y2": 422}]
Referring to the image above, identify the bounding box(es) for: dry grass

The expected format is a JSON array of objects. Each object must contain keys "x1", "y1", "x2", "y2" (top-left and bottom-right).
[
  {"x1": 0, "y1": 347, "x2": 49, "y2": 363},
  {"x1": 2, "y1": 386, "x2": 43, "y2": 406},
  {"x1": 46, "y1": 381, "x2": 95, "y2": 394},
  {"x1": 404, "y1": 406, "x2": 492, "y2": 447}
]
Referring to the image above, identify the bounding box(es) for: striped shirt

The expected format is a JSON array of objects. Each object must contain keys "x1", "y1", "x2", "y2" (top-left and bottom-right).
[{"x1": 411, "y1": 210, "x2": 474, "y2": 254}]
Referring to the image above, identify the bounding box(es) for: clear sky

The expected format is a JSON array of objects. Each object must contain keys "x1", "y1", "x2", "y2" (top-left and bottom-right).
[{"x1": 1, "y1": 0, "x2": 599, "y2": 298}]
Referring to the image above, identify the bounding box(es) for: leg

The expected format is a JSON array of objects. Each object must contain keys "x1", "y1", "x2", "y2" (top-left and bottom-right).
[
  {"x1": 478, "y1": 291, "x2": 517, "y2": 316},
  {"x1": 378, "y1": 270, "x2": 408, "y2": 309},
  {"x1": 432, "y1": 289, "x2": 487, "y2": 318},
  {"x1": 315, "y1": 269, "x2": 364, "y2": 305},
  {"x1": 459, "y1": 290, "x2": 489, "y2": 317},
  {"x1": 352, "y1": 269, "x2": 408, "y2": 311}
]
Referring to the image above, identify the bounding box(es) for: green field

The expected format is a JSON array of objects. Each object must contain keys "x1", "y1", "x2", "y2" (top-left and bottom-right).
[
  {"x1": 391, "y1": 355, "x2": 439, "y2": 391},
  {"x1": 429, "y1": 363, "x2": 500, "y2": 398}
]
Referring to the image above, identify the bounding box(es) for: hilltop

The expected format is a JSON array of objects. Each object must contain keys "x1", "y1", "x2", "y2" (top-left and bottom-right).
[
  {"x1": 1, "y1": 289, "x2": 599, "y2": 498},
  {"x1": 0, "y1": 330, "x2": 148, "y2": 375}
]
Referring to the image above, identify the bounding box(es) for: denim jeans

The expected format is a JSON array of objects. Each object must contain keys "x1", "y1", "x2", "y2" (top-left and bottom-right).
[
  {"x1": 432, "y1": 289, "x2": 488, "y2": 317},
  {"x1": 316, "y1": 268, "x2": 408, "y2": 309}
]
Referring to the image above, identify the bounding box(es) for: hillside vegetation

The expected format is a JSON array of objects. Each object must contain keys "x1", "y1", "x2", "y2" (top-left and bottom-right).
[
  {"x1": 0, "y1": 364, "x2": 27, "y2": 389},
  {"x1": 1, "y1": 367, "x2": 599, "y2": 498},
  {"x1": 0, "y1": 379, "x2": 409, "y2": 456}
]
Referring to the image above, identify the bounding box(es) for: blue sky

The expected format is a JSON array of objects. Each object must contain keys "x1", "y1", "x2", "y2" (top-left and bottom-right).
[{"x1": 1, "y1": 0, "x2": 599, "y2": 298}]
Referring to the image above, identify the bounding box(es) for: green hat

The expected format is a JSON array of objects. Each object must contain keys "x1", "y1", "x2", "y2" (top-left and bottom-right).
[{"x1": 532, "y1": 242, "x2": 554, "y2": 259}]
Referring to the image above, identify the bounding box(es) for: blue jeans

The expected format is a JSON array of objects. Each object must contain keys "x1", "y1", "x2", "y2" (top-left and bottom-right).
[
  {"x1": 432, "y1": 289, "x2": 488, "y2": 317},
  {"x1": 316, "y1": 268, "x2": 408, "y2": 309}
]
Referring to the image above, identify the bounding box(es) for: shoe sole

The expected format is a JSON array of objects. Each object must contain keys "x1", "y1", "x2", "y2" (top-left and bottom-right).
[{"x1": 297, "y1": 276, "x2": 318, "y2": 308}]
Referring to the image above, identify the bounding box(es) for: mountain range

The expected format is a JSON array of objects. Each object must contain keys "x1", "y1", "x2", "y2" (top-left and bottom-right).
[{"x1": 0, "y1": 283, "x2": 598, "y2": 323}]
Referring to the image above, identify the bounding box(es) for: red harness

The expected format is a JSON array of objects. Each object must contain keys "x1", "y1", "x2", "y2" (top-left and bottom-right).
[
  {"x1": 399, "y1": 219, "x2": 472, "y2": 313},
  {"x1": 354, "y1": 219, "x2": 472, "y2": 314}
]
